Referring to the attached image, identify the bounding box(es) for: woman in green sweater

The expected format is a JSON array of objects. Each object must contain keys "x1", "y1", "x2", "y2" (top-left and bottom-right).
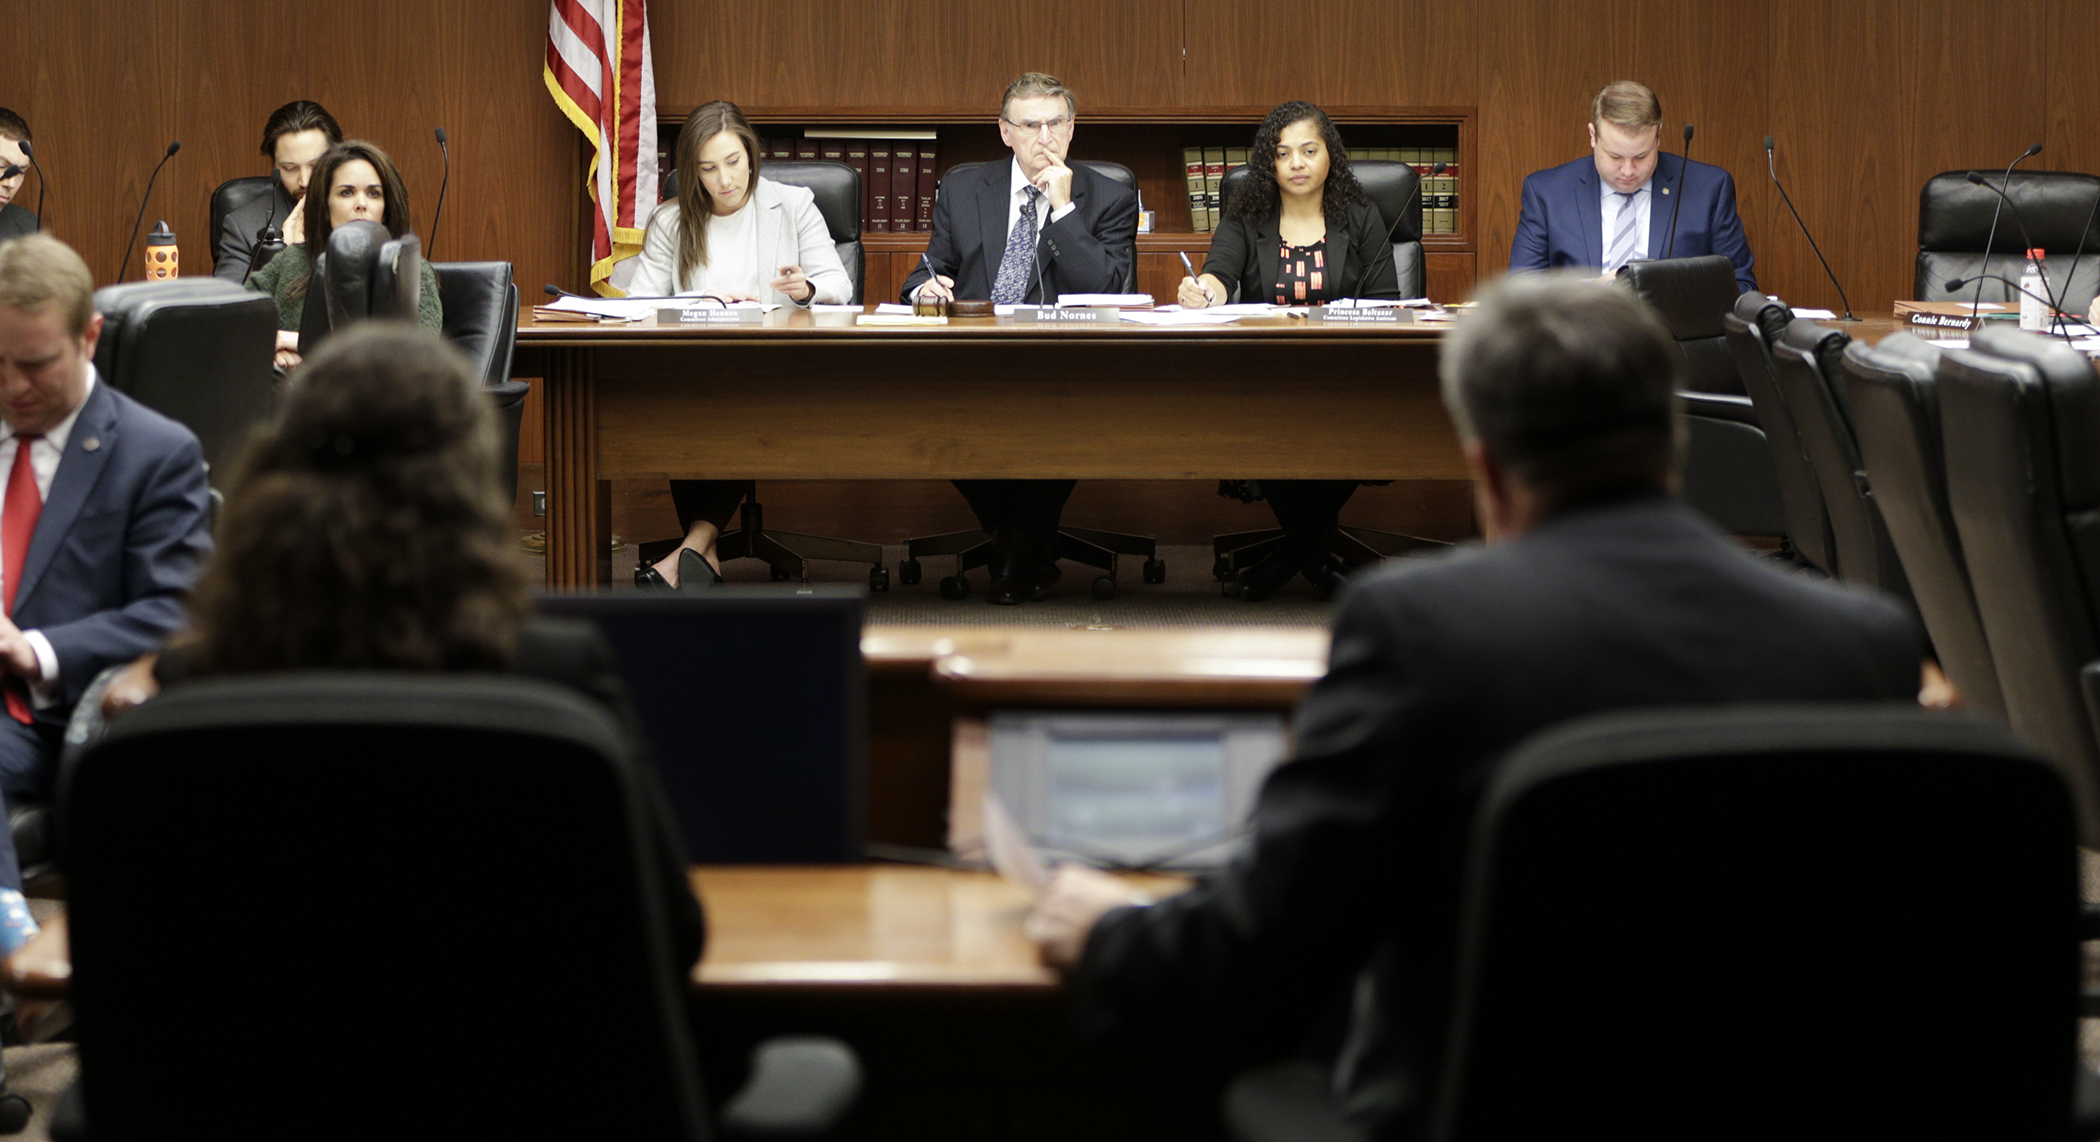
[{"x1": 246, "y1": 139, "x2": 442, "y2": 369}]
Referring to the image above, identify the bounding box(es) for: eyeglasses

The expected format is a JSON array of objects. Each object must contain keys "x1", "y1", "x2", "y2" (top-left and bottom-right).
[{"x1": 1002, "y1": 115, "x2": 1073, "y2": 137}]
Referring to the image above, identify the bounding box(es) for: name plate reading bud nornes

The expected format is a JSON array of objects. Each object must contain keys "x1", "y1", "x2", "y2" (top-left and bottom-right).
[
  {"x1": 1308, "y1": 305, "x2": 1413, "y2": 325},
  {"x1": 1011, "y1": 306, "x2": 1120, "y2": 324},
  {"x1": 1908, "y1": 312, "x2": 1974, "y2": 331},
  {"x1": 661, "y1": 307, "x2": 764, "y2": 325}
]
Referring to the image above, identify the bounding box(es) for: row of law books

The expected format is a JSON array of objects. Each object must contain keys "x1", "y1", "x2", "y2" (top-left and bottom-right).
[
  {"x1": 763, "y1": 136, "x2": 938, "y2": 233},
  {"x1": 1180, "y1": 146, "x2": 1462, "y2": 235}
]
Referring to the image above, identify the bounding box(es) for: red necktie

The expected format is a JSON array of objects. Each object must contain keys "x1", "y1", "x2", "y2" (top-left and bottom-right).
[{"x1": 3, "y1": 436, "x2": 42, "y2": 724}]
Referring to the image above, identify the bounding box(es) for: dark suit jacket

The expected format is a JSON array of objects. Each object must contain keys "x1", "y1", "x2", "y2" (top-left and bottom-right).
[
  {"x1": 20, "y1": 377, "x2": 212, "y2": 722},
  {"x1": 1202, "y1": 199, "x2": 1400, "y2": 304},
  {"x1": 1072, "y1": 494, "x2": 1920, "y2": 1140},
  {"x1": 1510, "y1": 152, "x2": 1758, "y2": 292},
  {"x1": 214, "y1": 183, "x2": 296, "y2": 283},
  {"x1": 0, "y1": 203, "x2": 36, "y2": 241},
  {"x1": 900, "y1": 159, "x2": 1137, "y2": 303}
]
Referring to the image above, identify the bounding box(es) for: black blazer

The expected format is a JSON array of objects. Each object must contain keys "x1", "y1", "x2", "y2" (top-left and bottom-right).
[
  {"x1": 900, "y1": 159, "x2": 1138, "y2": 303},
  {"x1": 1070, "y1": 495, "x2": 1922, "y2": 1140},
  {"x1": 0, "y1": 203, "x2": 36, "y2": 241},
  {"x1": 1202, "y1": 198, "x2": 1399, "y2": 305}
]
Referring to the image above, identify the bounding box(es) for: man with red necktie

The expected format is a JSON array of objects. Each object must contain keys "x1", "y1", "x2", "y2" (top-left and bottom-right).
[{"x1": 0, "y1": 234, "x2": 212, "y2": 890}]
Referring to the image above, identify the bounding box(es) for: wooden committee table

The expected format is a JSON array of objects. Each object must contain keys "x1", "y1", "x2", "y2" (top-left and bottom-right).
[{"x1": 513, "y1": 307, "x2": 1459, "y2": 587}]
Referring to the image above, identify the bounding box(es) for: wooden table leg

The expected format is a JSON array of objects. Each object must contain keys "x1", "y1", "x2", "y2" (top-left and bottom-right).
[{"x1": 542, "y1": 347, "x2": 611, "y2": 588}]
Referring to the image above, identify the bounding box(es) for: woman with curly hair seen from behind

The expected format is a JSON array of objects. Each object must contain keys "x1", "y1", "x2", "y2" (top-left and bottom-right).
[
  {"x1": 106, "y1": 325, "x2": 704, "y2": 973},
  {"x1": 1180, "y1": 102, "x2": 1400, "y2": 601}
]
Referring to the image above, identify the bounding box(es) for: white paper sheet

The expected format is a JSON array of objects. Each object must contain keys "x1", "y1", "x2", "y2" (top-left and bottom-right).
[
  {"x1": 1119, "y1": 310, "x2": 1246, "y2": 325},
  {"x1": 1057, "y1": 293, "x2": 1154, "y2": 308},
  {"x1": 1789, "y1": 308, "x2": 1838, "y2": 320},
  {"x1": 982, "y1": 794, "x2": 1049, "y2": 896}
]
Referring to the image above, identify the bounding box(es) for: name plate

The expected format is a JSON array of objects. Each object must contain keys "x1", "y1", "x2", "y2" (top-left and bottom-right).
[
  {"x1": 660, "y1": 307, "x2": 763, "y2": 325},
  {"x1": 1308, "y1": 306, "x2": 1412, "y2": 325},
  {"x1": 1011, "y1": 306, "x2": 1120, "y2": 324},
  {"x1": 1908, "y1": 312, "x2": 1974, "y2": 331}
]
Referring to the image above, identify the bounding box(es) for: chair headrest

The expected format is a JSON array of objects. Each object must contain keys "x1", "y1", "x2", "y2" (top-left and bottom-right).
[
  {"x1": 1918, "y1": 170, "x2": 2100, "y2": 253},
  {"x1": 1217, "y1": 161, "x2": 1423, "y2": 245},
  {"x1": 1618, "y1": 256, "x2": 1738, "y2": 340},
  {"x1": 1731, "y1": 288, "x2": 1790, "y2": 343},
  {"x1": 759, "y1": 161, "x2": 861, "y2": 243}
]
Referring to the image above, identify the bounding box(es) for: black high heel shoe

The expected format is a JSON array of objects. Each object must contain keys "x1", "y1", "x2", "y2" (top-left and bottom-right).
[
  {"x1": 635, "y1": 549, "x2": 725, "y2": 592},
  {"x1": 1301, "y1": 554, "x2": 1346, "y2": 600},
  {"x1": 1228, "y1": 549, "x2": 1298, "y2": 602}
]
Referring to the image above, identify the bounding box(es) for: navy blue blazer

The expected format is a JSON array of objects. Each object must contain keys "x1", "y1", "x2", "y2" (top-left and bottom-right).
[
  {"x1": 900, "y1": 160, "x2": 1137, "y2": 304},
  {"x1": 1510, "y1": 152, "x2": 1757, "y2": 292},
  {"x1": 16, "y1": 377, "x2": 212, "y2": 719}
]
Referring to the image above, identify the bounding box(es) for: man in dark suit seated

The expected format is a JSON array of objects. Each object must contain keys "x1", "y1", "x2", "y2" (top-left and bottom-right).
[
  {"x1": 901, "y1": 72, "x2": 1138, "y2": 605},
  {"x1": 1027, "y1": 273, "x2": 1921, "y2": 1140},
  {"x1": 0, "y1": 235, "x2": 213, "y2": 890},
  {"x1": 213, "y1": 100, "x2": 343, "y2": 283},
  {"x1": 1510, "y1": 80, "x2": 1757, "y2": 292},
  {"x1": 0, "y1": 109, "x2": 37, "y2": 242}
]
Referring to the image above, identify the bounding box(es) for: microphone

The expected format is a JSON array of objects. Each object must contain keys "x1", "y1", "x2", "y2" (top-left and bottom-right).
[
  {"x1": 1764, "y1": 135, "x2": 1857, "y2": 321},
  {"x1": 1962, "y1": 171, "x2": 2062, "y2": 331},
  {"x1": 1970, "y1": 142, "x2": 2043, "y2": 316},
  {"x1": 17, "y1": 140, "x2": 45, "y2": 229},
  {"x1": 120, "y1": 141, "x2": 181, "y2": 281},
  {"x1": 2060, "y1": 182, "x2": 2100, "y2": 331},
  {"x1": 1663, "y1": 125, "x2": 1692, "y2": 261},
  {"x1": 1353, "y1": 161, "x2": 1444, "y2": 299},
  {"x1": 543, "y1": 283, "x2": 588, "y2": 299},
  {"x1": 0, "y1": 165, "x2": 19, "y2": 181},
  {"x1": 1943, "y1": 274, "x2": 2068, "y2": 330},
  {"x1": 245, "y1": 188, "x2": 286, "y2": 280},
  {"x1": 429, "y1": 127, "x2": 450, "y2": 259}
]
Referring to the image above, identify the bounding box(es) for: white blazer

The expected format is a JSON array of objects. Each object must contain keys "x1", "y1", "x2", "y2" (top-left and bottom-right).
[{"x1": 626, "y1": 177, "x2": 853, "y2": 304}]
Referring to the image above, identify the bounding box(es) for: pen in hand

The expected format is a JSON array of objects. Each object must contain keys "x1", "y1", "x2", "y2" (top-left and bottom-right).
[{"x1": 1178, "y1": 251, "x2": 1214, "y2": 306}]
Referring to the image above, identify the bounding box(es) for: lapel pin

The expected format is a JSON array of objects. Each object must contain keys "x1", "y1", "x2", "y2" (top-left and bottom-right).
[
  {"x1": 82, "y1": 437, "x2": 100, "y2": 452},
  {"x1": 1662, "y1": 187, "x2": 1671, "y2": 196}
]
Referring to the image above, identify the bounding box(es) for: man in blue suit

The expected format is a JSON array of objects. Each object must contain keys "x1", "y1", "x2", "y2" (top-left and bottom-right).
[
  {"x1": 0, "y1": 234, "x2": 213, "y2": 889},
  {"x1": 1510, "y1": 81, "x2": 1757, "y2": 293}
]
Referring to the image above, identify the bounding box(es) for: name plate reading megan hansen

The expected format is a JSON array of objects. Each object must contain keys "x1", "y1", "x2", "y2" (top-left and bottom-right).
[
  {"x1": 1011, "y1": 306, "x2": 1120, "y2": 324},
  {"x1": 1308, "y1": 306, "x2": 1413, "y2": 325},
  {"x1": 660, "y1": 307, "x2": 764, "y2": 325}
]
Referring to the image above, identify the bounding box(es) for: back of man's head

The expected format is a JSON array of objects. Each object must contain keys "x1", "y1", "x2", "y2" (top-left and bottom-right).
[
  {"x1": 1440, "y1": 274, "x2": 1681, "y2": 507},
  {"x1": 0, "y1": 232, "x2": 93, "y2": 337}
]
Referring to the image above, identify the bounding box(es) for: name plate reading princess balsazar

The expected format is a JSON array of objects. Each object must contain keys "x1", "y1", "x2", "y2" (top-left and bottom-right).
[
  {"x1": 1011, "y1": 306, "x2": 1120, "y2": 324},
  {"x1": 660, "y1": 306, "x2": 764, "y2": 325},
  {"x1": 1308, "y1": 305, "x2": 1413, "y2": 325}
]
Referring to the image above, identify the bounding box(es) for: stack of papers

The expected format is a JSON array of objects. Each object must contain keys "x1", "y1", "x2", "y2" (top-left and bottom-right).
[{"x1": 1057, "y1": 293, "x2": 1154, "y2": 309}]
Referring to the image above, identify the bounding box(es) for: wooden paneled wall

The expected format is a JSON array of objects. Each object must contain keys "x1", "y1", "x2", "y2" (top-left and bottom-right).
[{"x1": 2, "y1": 0, "x2": 2095, "y2": 314}]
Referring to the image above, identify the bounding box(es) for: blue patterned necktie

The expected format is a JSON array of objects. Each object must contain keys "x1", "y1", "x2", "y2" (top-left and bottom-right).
[
  {"x1": 991, "y1": 186, "x2": 1042, "y2": 304},
  {"x1": 1604, "y1": 190, "x2": 1640, "y2": 273}
]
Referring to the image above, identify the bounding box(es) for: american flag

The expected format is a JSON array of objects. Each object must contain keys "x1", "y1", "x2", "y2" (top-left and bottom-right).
[{"x1": 544, "y1": 0, "x2": 657, "y2": 296}]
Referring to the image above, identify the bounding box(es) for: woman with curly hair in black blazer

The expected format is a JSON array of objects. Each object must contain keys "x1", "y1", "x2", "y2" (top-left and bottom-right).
[{"x1": 1181, "y1": 102, "x2": 1400, "y2": 600}]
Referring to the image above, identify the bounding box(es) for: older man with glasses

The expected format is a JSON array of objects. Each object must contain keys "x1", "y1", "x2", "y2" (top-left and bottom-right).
[{"x1": 902, "y1": 72, "x2": 1138, "y2": 605}]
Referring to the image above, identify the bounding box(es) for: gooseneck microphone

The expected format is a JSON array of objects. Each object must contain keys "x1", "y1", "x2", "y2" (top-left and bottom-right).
[
  {"x1": 2061, "y1": 182, "x2": 2100, "y2": 329},
  {"x1": 1971, "y1": 142, "x2": 2043, "y2": 316},
  {"x1": 1354, "y1": 161, "x2": 1444, "y2": 299},
  {"x1": 246, "y1": 187, "x2": 287, "y2": 280},
  {"x1": 1764, "y1": 135, "x2": 1857, "y2": 321},
  {"x1": 543, "y1": 283, "x2": 588, "y2": 299},
  {"x1": 17, "y1": 140, "x2": 45, "y2": 229},
  {"x1": 430, "y1": 127, "x2": 451, "y2": 259},
  {"x1": 1944, "y1": 274, "x2": 2067, "y2": 330},
  {"x1": 1663, "y1": 125, "x2": 1692, "y2": 261},
  {"x1": 120, "y1": 141, "x2": 182, "y2": 281},
  {"x1": 1962, "y1": 171, "x2": 2062, "y2": 332}
]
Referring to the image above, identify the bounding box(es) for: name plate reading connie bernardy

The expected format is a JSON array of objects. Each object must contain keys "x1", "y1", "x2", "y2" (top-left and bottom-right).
[
  {"x1": 1907, "y1": 312, "x2": 1974, "y2": 331},
  {"x1": 1011, "y1": 306, "x2": 1120, "y2": 324},
  {"x1": 661, "y1": 307, "x2": 764, "y2": 325}
]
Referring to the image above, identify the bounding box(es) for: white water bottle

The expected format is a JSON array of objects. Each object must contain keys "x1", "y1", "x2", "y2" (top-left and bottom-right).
[{"x1": 2020, "y1": 247, "x2": 2047, "y2": 332}]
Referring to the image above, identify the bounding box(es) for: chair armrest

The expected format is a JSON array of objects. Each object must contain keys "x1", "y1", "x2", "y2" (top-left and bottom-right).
[
  {"x1": 1678, "y1": 390, "x2": 1760, "y2": 427},
  {"x1": 718, "y1": 1035, "x2": 862, "y2": 1139},
  {"x1": 2, "y1": 911, "x2": 68, "y2": 1000}
]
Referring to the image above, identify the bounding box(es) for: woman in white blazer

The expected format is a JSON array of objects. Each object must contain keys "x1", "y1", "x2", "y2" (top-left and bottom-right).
[{"x1": 632, "y1": 101, "x2": 852, "y2": 589}]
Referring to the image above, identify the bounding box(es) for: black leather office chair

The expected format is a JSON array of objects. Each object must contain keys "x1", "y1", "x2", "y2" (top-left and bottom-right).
[
  {"x1": 1213, "y1": 161, "x2": 1424, "y2": 300},
  {"x1": 663, "y1": 161, "x2": 864, "y2": 305},
  {"x1": 1768, "y1": 319, "x2": 1912, "y2": 600},
  {"x1": 1840, "y1": 334, "x2": 2006, "y2": 719},
  {"x1": 902, "y1": 159, "x2": 1160, "y2": 600},
  {"x1": 58, "y1": 674, "x2": 861, "y2": 1140},
  {"x1": 934, "y1": 159, "x2": 1140, "y2": 292},
  {"x1": 91, "y1": 278, "x2": 278, "y2": 490},
  {"x1": 432, "y1": 261, "x2": 529, "y2": 512},
  {"x1": 297, "y1": 220, "x2": 421, "y2": 358},
  {"x1": 1722, "y1": 290, "x2": 1834, "y2": 571},
  {"x1": 1939, "y1": 326, "x2": 2100, "y2": 839},
  {"x1": 643, "y1": 162, "x2": 887, "y2": 587},
  {"x1": 1612, "y1": 255, "x2": 1787, "y2": 537},
  {"x1": 1916, "y1": 170, "x2": 2100, "y2": 312},
  {"x1": 208, "y1": 175, "x2": 275, "y2": 276}
]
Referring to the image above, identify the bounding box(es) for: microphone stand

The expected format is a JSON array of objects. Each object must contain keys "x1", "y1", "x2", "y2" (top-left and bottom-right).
[
  {"x1": 121, "y1": 141, "x2": 182, "y2": 282},
  {"x1": 1352, "y1": 161, "x2": 1441, "y2": 300},
  {"x1": 16, "y1": 141, "x2": 44, "y2": 230},
  {"x1": 1963, "y1": 171, "x2": 2066, "y2": 336},
  {"x1": 1663, "y1": 125, "x2": 1692, "y2": 260},
  {"x1": 1764, "y1": 135, "x2": 1857, "y2": 321},
  {"x1": 1971, "y1": 143, "x2": 2042, "y2": 317}
]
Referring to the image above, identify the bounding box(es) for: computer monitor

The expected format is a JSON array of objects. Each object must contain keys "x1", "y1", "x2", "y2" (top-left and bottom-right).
[{"x1": 537, "y1": 587, "x2": 865, "y2": 863}]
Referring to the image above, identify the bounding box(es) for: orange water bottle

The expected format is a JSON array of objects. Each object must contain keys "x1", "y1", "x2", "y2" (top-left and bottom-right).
[{"x1": 143, "y1": 220, "x2": 178, "y2": 281}]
